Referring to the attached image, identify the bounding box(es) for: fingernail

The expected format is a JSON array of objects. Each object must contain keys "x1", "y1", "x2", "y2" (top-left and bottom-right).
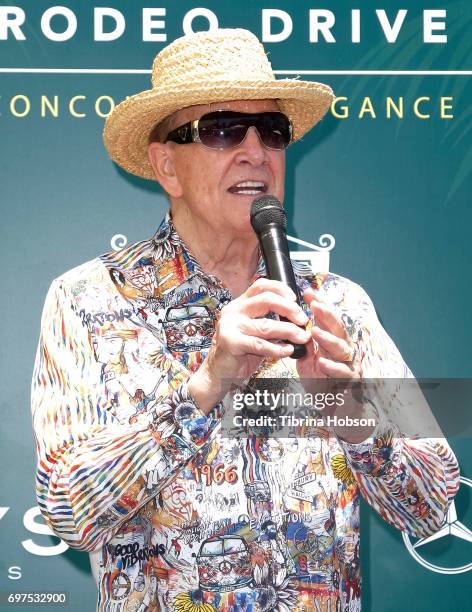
[
  {"x1": 299, "y1": 311, "x2": 309, "y2": 324},
  {"x1": 298, "y1": 330, "x2": 311, "y2": 342}
]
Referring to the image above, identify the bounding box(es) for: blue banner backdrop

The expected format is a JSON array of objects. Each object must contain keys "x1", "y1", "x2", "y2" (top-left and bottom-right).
[{"x1": 1, "y1": 1, "x2": 471, "y2": 610}]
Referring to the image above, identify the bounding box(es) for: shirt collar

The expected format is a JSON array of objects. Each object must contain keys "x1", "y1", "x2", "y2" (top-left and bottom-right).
[{"x1": 150, "y1": 210, "x2": 321, "y2": 298}]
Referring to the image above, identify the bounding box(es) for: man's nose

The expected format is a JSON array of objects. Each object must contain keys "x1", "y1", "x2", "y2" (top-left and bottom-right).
[{"x1": 234, "y1": 126, "x2": 268, "y2": 165}]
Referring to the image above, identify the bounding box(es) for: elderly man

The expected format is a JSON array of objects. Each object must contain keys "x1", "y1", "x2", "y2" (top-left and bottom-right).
[{"x1": 32, "y1": 29, "x2": 458, "y2": 612}]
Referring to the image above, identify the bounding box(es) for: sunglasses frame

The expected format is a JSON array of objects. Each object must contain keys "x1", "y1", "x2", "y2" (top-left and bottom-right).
[{"x1": 164, "y1": 110, "x2": 293, "y2": 151}]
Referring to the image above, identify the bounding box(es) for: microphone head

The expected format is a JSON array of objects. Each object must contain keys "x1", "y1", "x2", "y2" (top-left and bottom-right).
[{"x1": 250, "y1": 195, "x2": 287, "y2": 234}]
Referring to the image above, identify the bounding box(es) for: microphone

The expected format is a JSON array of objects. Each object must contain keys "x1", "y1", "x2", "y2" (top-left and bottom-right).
[{"x1": 250, "y1": 195, "x2": 307, "y2": 359}]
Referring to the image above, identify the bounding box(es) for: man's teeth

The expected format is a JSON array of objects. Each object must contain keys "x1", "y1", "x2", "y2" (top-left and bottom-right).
[
  {"x1": 231, "y1": 181, "x2": 266, "y2": 194},
  {"x1": 236, "y1": 181, "x2": 265, "y2": 187}
]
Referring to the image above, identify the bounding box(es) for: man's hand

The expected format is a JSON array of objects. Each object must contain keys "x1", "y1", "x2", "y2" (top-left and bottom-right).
[
  {"x1": 189, "y1": 278, "x2": 310, "y2": 414},
  {"x1": 296, "y1": 286, "x2": 361, "y2": 380},
  {"x1": 296, "y1": 287, "x2": 374, "y2": 443}
]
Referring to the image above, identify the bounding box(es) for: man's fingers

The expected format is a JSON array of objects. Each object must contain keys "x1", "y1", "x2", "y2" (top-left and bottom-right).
[
  {"x1": 241, "y1": 318, "x2": 311, "y2": 345},
  {"x1": 234, "y1": 334, "x2": 294, "y2": 359},
  {"x1": 242, "y1": 292, "x2": 308, "y2": 326},
  {"x1": 311, "y1": 326, "x2": 355, "y2": 365},
  {"x1": 245, "y1": 278, "x2": 296, "y2": 301},
  {"x1": 317, "y1": 356, "x2": 357, "y2": 378},
  {"x1": 295, "y1": 337, "x2": 326, "y2": 379},
  {"x1": 304, "y1": 287, "x2": 349, "y2": 340},
  {"x1": 310, "y1": 301, "x2": 347, "y2": 339}
]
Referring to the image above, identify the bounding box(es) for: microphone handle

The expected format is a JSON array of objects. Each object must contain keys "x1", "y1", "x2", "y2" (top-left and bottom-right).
[{"x1": 258, "y1": 224, "x2": 307, "y2": 359}]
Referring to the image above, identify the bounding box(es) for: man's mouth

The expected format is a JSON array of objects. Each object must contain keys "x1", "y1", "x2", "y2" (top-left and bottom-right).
[{"x1": 228, "y1": 181, "x2": 268, "y2": 195}]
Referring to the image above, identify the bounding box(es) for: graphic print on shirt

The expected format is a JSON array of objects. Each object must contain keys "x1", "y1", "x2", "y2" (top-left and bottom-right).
[{"x1": 31, "y1": 213, "x2": 460, "y2": 612}]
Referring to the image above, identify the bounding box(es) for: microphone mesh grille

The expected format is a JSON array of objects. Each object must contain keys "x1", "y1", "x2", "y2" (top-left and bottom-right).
[{"x1": 250, "y1": 195, "x2": 287, "y2": 233}]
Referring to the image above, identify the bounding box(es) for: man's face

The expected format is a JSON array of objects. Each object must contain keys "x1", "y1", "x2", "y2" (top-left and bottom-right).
[{"x1": 149, "y1": 99, "x2": 286, "y2": 236}]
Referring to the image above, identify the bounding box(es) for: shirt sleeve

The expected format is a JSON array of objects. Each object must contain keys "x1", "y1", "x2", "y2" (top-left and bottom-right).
[
  {"x1": 31, "y1": 279, "x2": 221, "y2": 552},
  {"x1": 334, "y1": 280, "x2": 460, "y2": 538}
]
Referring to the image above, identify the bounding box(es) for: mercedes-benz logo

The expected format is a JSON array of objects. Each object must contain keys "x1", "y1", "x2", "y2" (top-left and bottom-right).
[{"x1": 402, "y1": 476, "x2": 472, "y2": 574}]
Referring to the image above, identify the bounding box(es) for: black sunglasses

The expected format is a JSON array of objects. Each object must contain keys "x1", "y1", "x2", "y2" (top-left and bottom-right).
[{"x1": 164, "y1": 110, "x2": 292, "y2": 150}]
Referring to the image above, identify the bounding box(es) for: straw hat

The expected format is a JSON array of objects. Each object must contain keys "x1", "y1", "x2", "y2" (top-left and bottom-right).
[{"x1": 103, "y1": 28, "x2": 334, "y2": 180}]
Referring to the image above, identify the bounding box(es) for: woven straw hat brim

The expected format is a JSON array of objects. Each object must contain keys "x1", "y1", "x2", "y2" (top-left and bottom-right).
[{"x1": 103, "y1": 79, "x2": 334, "y2": 180}]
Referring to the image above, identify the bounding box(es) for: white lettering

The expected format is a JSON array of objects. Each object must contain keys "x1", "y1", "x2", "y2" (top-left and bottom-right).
[
  {"x1": 94, "y1": 7, "x2": 125, "y2": 42},
  {"x1": 351, "y1": 9, "x2": 360, "y2": 43},
  {"x1": 142, "y1": 8, "x2": 166, "y2": 42},
  {"x1": 376, "y1": 9, "x2": 407, "y2": 44},
  {"x1": 0, "y1": 6, "x2": 25, "y2": 40},
  {"x1": 182, "y1": 8, "x2": 218, "y2": 35},
  {"x1": 309, "y1": 9, "x2": 336, "y2": 43},
  {"x1": 41, "y1": 6, "x2": 77, "y2": 42},
  {"x1": 424, "y1": 9, "x2": 447, "y2": 43},
  {"x1": 262, "y1": 9, "x2": 293, "y2": 43},
  {"x1": 22, "y1": 507, "x2": 68, "y2": 556},
  {"x1": 8, "y1": 566, "x2": 22, "y2": 580}
]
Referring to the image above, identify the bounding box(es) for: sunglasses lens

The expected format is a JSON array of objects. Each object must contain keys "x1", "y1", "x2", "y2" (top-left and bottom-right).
[
  {"x1": 197, "y1": 112, "x2": 291, "y2": 150},
  {"x1": 258, "y1": 113, "x2": 292, "y2": 149},
  {"x1": 198, "y1": 112, "x2": 247, "y2": 148}
]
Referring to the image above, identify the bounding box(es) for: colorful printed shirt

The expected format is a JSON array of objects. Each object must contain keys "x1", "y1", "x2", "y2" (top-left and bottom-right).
[{"x1": 32, "y1": 213, "x2": 459, "y2": 612}]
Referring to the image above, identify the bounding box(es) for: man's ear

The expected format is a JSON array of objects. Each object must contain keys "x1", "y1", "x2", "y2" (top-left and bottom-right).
[{"x1": 148, "y1": 142, "x2": 183, "y2": 197}]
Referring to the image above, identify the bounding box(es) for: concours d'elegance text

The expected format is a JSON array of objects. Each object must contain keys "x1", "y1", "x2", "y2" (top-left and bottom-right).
[{"x1": 0, "y1": 94, "x2": 455, "y2": 120}]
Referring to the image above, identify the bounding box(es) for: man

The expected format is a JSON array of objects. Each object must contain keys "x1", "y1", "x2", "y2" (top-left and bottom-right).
[{"x1": 32, "y1": 28, "x2": 459, "y2": 611}]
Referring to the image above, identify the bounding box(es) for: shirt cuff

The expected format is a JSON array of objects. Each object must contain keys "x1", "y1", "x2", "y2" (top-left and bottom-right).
[
  {"x1": 150, "y1": 380, "x2": 223, "y2": 460},
  {"x1": 339, "y1": 423, "x2": 403, "y2": 478}
]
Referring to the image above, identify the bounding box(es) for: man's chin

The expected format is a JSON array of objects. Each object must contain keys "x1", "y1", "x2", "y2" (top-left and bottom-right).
[
  {"x1": 224, "y1": 192, "x2": 280, "y2": 235},
  {"x1": 234, "y1": 220, "x2": 256, "y2": 236}
]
